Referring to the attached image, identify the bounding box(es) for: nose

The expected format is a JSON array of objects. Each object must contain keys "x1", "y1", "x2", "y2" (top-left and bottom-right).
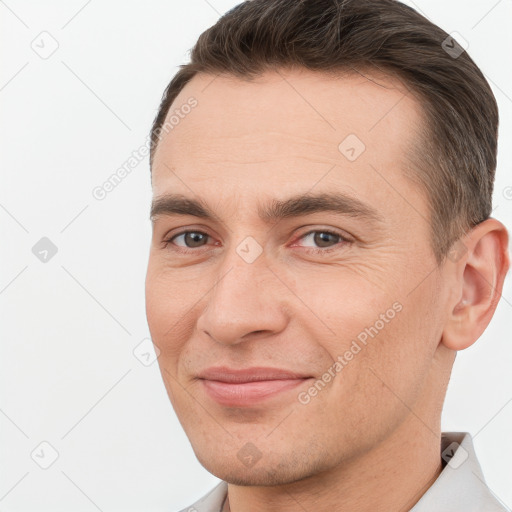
[{"x1": 196, "y1": 246, "x2": 289, "y2": 346}]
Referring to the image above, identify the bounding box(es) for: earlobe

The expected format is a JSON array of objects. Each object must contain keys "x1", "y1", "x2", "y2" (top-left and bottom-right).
[{"x1": 441, "y1": 218, "x2": 510, "y2": 351}]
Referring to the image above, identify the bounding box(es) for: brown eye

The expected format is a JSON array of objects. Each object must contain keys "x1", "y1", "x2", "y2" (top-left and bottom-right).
[
  {"x1": 299, "y1": 230, "x2": 345, "y2": 249},
  {"x1": 166, "y1": 231, "x2": 210, "y2": 249},
  {"x1": 312, "y1": 231, "x2": 340, "y2": 248}
]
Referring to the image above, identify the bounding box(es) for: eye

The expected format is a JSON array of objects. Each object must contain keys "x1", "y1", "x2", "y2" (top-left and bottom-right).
[
  {"x1": 164, "y1": 230, "x2": 211, "y2": 251},
  {"x1": 292, "y1": 229, "x2": 350, "y2": 253}
]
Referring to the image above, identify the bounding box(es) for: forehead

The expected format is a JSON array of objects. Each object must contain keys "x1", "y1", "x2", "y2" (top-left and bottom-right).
[{"x1": 151, "y1": 68, "x2": 426, "y2": 220}]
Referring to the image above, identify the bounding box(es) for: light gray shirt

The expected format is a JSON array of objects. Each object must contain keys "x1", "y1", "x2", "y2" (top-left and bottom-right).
[{"x1": 178, "y1": 432, "x2": 510, "y2": 512}]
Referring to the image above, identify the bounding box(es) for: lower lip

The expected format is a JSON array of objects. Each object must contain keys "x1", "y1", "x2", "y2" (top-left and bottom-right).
[{"x1": 201, "y1": 378, "x2": 310, "y2": 407}]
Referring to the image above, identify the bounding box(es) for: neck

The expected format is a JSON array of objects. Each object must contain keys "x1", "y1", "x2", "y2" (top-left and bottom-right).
[{"x1": 223, "y1": 415, "x2": 443, "y2": 512}]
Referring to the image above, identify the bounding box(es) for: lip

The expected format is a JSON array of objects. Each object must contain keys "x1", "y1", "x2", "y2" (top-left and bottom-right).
[{"x1": 198, "y1": 366, "x2": 312, "y2": 407}]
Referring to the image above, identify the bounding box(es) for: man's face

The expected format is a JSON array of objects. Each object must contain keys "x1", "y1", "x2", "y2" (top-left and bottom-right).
[{"x1": 145, "y1": 69, "x2": 452, "y2": 485}]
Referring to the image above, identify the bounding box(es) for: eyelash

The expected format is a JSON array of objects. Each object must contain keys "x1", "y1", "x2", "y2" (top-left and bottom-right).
[{"x1": 162, "y1": 229, "x2": 351, "y2": 255}]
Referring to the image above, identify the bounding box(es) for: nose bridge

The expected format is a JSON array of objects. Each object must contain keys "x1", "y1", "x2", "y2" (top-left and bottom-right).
[{"x1": 197, "y1": 240, "x2": 288, "y2": 345}]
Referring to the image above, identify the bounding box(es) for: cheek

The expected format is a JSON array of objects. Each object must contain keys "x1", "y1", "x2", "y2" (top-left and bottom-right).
[
  {"x1": 302, "y1": 265, "x2": 437, "y2": 408},
  {"x1": 344, "y1": 298, "x2": 437, "y2": 413},
  {"x1": 311, "y1": 309, "x2": 433, "y2": 448},
  {"x1": 146, "y1": 268, "x2": 196, "y2": 416},
  {"x1": 145, "y1": 264, "x2": 195, "y2": 359},
  {"x1": 286, "y1": 263, "x2": 396, "y2": 340}
]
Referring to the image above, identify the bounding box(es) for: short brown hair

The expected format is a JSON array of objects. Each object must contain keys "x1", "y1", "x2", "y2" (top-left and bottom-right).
[{"x1": 149, "y1": 0, "x2": 498, "y2": 265}]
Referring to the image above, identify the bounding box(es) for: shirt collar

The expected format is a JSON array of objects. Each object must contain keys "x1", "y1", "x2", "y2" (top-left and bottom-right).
[{"x1": 411, "y1": 431, "x2": 508, "y2": 511}]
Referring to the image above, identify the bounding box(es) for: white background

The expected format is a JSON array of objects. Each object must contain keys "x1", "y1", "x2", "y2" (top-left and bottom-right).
[{"x1": 1, "y1": 0, "x2": 511, "y2": 510}]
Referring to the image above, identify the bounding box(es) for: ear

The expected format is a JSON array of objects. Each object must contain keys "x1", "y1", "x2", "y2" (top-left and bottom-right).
[{"x1": 441, "y1": 218, "x2": 510, "y2": 351}]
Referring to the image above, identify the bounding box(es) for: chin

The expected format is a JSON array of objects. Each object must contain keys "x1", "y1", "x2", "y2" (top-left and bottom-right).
[
  {"x1": 196, "y1": 452, "x2": 320, "y2": 487},
  {"x1": 210, "y1": 467, "x2": 300, "y2": 487}
]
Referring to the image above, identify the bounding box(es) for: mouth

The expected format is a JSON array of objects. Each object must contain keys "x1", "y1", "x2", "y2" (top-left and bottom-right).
[{"x1": 197, "y1": 366, "x2": 313, "y2": 407}]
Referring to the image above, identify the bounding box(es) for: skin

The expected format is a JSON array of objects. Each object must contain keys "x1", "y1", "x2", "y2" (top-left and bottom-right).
[{"x1": 145, "y1": 68, "x2": 510, "y2": 512}]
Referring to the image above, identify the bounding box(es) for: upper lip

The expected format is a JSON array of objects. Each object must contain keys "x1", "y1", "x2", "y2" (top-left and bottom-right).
[{"x1": 197, "y1": 366, "x2": 311, "y2": 383}]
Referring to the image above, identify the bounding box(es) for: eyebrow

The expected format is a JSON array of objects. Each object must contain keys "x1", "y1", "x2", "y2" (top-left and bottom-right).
[{"x1": 150, "y1": 192, "x2": 384, "y2": 226}]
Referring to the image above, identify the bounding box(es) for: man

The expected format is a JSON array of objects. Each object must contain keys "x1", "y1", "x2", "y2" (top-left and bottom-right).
[{"x1": 144, "y1": 0, "x2": 510, "y2": 510}]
